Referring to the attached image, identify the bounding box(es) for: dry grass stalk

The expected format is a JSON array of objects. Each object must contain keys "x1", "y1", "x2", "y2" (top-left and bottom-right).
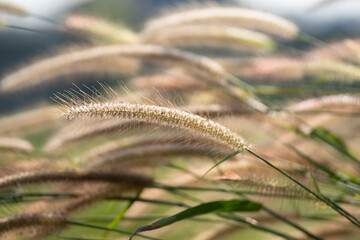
[
  {"x1": 305, "y1": 38, "x2": 360, "y2": 63},
  {"x1": 62, "y1": 101, "x2": 249, "y2": 151},
  {"x1": 87, "y1": 143, "x2": 228, "y2": 169},
  {"x1": 0, "y1": 2, "x2": 27, "y2": 16},
  {"x1": 27, "y1": 184, "x2": 138, "y2": 239},
  {"x1": 43, "y1": 119, "x2": 140, "y2": 152},
  {"x1": 143, "y1": 25, "x2": 275, "y2": 52},
  {"x1": 0, "y1": 169, "x2": 154, "y2": 190},
  {"x1": 241, "y1": 56, "x2": 304, "y2": 81},
  {"x1": 44, "y1": 103, "x2": 245, "y2": 152},
  {"x1": 143, "y1": 6, "x2": 298, "y2": 39},
  {"x1": 304, "y1": 60, "x2": 360, "y2": 81},
  {"x1": 0, "y1": 106, "x2": 59, "y2": 134},
  {"x1": 75, "y1": 133, "x2": 198, "y2": 163},
  {"x1": 344, "y1": 40, "x2": 360, "y2": 63},
  {"x1": 0, "y1": 213, "x2": 67, "y2": 235},
  {"x1": 130, "y1": 68, "x2": 207, "y2": 92},
  {"x1": 217, "y1": 176, "x2": 310, "y2": 199},
  {"x1": 0, "y1": 48, "x2": 139, "y2": 93},
  {"x1": 0, "y1": 44, "x2": 225, "y2": 93},
  {"x1": 0, "y1": 158, "x2": 52, "y2": 177},
  {"x1": 126, "y1": 157, "x2": 312, "y2": 220},
  {"x1": 64, "y1": 14, "x2": 138, "y2": 43},
  {"x1": 288, "y1": 94, "x2": 360, "y2": 114},
  {"x1": 0, "y1": 137, "x2": 33, "y2": 152}
]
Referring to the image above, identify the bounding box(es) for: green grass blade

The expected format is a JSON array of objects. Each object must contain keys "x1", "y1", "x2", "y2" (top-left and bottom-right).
[
  {"x1": 246, "y1": 149, "x2": 360, "y2": 228},
  {"x1": 103, "y1": 190, "x2": 142, "y2": 238},
  {"x1": 66, "y1": 220, "x2": 158, "y2": 240},
  {"x1": 310, "y1": 126, "x2": 360, "y2": 165},
  {"x1": 201, "y1": 150, "x2": 243, "y2": 179},
  {"x1": 288, "y1": 144, "x2": 360, "y2": 185},
  {"x1": 130, "y1": 199, "x2": 261, "y2": 239}
]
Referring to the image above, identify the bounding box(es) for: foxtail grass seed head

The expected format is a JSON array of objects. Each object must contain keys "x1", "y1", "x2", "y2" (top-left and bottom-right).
[
  {"x1": 0, "y1": 170, "x2": 154, "y2": 190},
  {"x1": 44, "y1": 104, "x2": 243, "y2": 152},
  {"x1": 241, "y1": 56, "x2": 304, "y2": 81},
  {"x1": 64, "y1": 14, "x2": 138, "y2": 44},
  {"x1": 0, "y1": 44, "x2": 225, "y2": 93},
  {"x1": 304, "y1": 60, "x2": 360, "y2": 81},
  {"x1": 0, "y1": 106, "x2": 59, "y2": 135},
  {"x1": 288, "y1": 94, "x2": 360, "y2": 113},
  {"x1": 87, "y1": 143, "x2": 228, "y2": 169},
  {"x1": 74, "y1": 131, "x2": 232, "y2": 163},
  {"x1": 0, "y1": 137, "x2": 34, "y2": 152},
  {"x1": 305, "y1": 38, "x2": 360, "y2": 63},
  {"x1": 144, "y1": 25, "x2": 275, "y2": 52},
  {"x1": 0, "y1": 213, "x2": 67, "y2": 234},
  {"x1": 217, "y1": 177, "x2": 311, "y2": 199},
  {"x1": 62, "y1": 102, "x2": 249, "y2": 151},
  {"x1": 143, "y1": 6, "x2": 298, "y2": 39}
]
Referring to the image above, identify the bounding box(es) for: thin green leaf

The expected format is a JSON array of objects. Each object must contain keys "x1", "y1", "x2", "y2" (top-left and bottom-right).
[
  {"x1": 309, "y1": 171, "x2": 321, "y2": 194},
  {"x1": 66, "y1": 220, "x2": 158, "y2": 240},
  {"x1": 288, "y1": 144, "x2": 360, "y2": 185},
  {"x1": 246, "y1": 149, "x2": 360, "y2": 228},
  {"x1": 130, "y1": 199, "x2": 261, "y2": 239},
  {"x1": 310, "y1": 126, "x2": 360, "y2": 165},
  {"x1": 103, "y1": 190, "x2": 142, "y2": 238},
  {"x1": 201, "y1": 150, "x2": 243, "y2": 179}
]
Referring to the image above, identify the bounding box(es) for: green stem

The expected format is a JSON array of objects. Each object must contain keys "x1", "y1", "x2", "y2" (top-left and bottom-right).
[
  {"x1": 218, "y1": 213, "x2": 300, "y2": 240},
  {"x1": 246, "y1": 149, "x2": 360, "y2": 228},
  {"x1": 163, "y1": 164, "x2": 322, "y2": 240},
  {"x1": 156, "y1": 187, "x2": 298, "y2": 240},
  {"x1": 66, "y1": 220, "x2": 158, "y2": 240}
]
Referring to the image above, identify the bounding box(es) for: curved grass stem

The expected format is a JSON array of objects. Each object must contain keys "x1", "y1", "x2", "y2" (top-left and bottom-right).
[{"x1": 246, "y1": 149, "x2": 360, "y2": 228}]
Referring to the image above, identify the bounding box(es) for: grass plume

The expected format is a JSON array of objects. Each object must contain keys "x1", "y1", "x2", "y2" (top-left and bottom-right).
[
  {"x1": 64, "y1": 14, "x2": 138, "y2": 43},
  {"x1": 0, "y1": 137, "x2": 34, "y2": 153},
  {"x1": 143, "y1": 25, "x2": 275, "y2": 52},
  {"x1": 143, "y1": 6, "x2": 298, "y2": 39},
  {"x1": 0, "y1": 169, "x2": 153, "y2": 190},
  {"x1": 61, "y1": 101, "x2": 249, "y2": 151}
]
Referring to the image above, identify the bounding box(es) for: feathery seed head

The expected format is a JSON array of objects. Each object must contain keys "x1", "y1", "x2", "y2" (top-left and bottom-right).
[
  {"x1": 144, "y1": 6, "x2": 298, "y2": 39},
  {"x1": 0, "y1": 137, "x2": 34, "y2": 152},
  {"x1": 144, "y1": 24, "x2": 275, "y2": 52},
  {"x1": 63, "y1": 101, "x2": 248, "y2": 151},
  {"x1": 0, "y1": 213, "x2": 66, "y2": 234},
  {"x1": 64, "y1": 14, "x2": 138, "y2": 44},
  {"x1": 0, "y1": 169, "x2": 154, "y2": 190},
  {"x1": 0, "y1": 44, "x2": 225, "y2": 93}
]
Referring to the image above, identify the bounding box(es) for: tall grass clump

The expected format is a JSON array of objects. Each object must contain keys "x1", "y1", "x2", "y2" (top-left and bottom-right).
[{"x1": 0, "y1": 1, "x2": 360, "y2": 240}]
